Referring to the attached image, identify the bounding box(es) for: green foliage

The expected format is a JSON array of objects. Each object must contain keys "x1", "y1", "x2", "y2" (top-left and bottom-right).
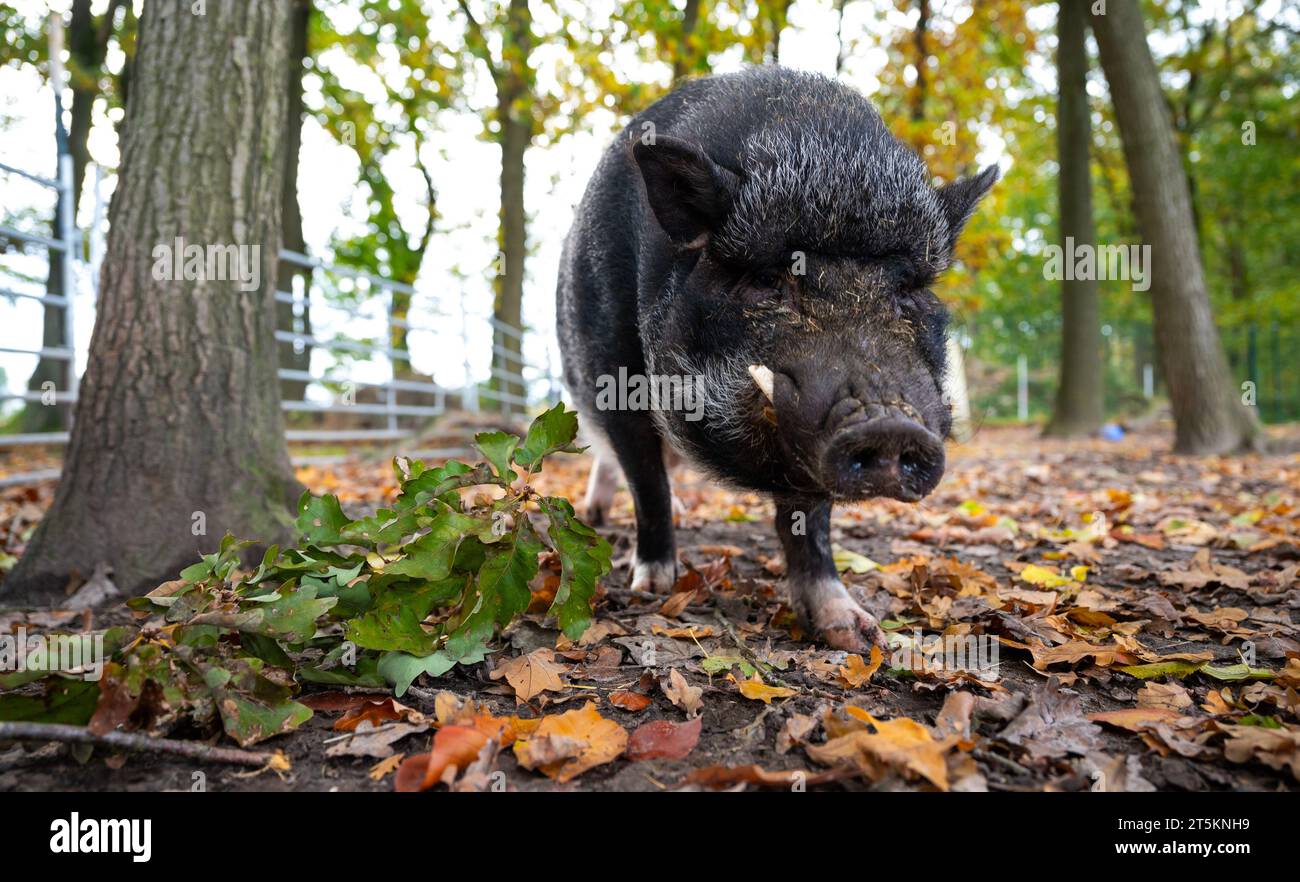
[{"x1": 0, "y1": 405, "x2": 609, "y2": 745}]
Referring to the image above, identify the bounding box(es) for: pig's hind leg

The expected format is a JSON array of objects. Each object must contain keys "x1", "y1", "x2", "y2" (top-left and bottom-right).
[
  {"x1": 775, "y1": 498, "x2": 888, "y2": 653},
  {"x1": 582, "y1": 448, "x2": 620, "y2": 527},
  {"x1": 603, "y1": 416, "x2": 678, "y2": 593}
]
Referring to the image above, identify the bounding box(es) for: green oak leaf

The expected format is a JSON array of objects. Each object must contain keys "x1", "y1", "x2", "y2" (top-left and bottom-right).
[
  {"x1": 382, "y1": 510, "x2": 483, "y2": 580},
  {"x1": 474, "y1": 430, "x2": 520, "y2": 481},
  {"x1": 189, "y1": 582, "x2": 337, "y2": 644},
  {"x1": 454, "y1": 521, "x2": 544, "y2": 644},
  {"x1": 0, "y1": 678, "x2": 100, "y2": 725},
  {"x1": 296, "y1": 492, "x2": 352, "y2": 546},
  {"x1": 513, "y1": 403, "x2": 582, "y2": 472},
  {"x1": 343, "y1": 575, "x2": 465, "y2": 654},
  {"x1": 199, "y1": 657, "x2": 313, "y2": 747},
  {"x1": 538, "y1": 496, "x2": 613, "y2": 638}
]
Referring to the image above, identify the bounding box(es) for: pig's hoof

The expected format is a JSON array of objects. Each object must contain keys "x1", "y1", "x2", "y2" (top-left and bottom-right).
[
  {"x1": 630, "y1": 555, "x2": 676, "y2": 593},
  {"x1": 799, "y1": 578, "x2": 888, "y2": 653}
]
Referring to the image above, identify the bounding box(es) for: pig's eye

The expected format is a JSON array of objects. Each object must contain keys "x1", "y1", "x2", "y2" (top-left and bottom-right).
[{"x1": 744, "y1": 269, "x2": 787, "y2": 300}]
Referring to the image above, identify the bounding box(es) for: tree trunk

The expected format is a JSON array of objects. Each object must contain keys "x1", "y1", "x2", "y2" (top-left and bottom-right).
[
  {"x1": 1088, "y1": 0, "x2": 1261, "y2": 454},
  {"x1": 1044, "y1": 0, "x2": 1104, "y2": 438},
  {"x1": 671, "y1": 0, "x2": 702, "y2": 83},
  {"x1": 491, "y1": 0, "x2": 531, "y2": 415},
  {"x1": 7, "y1": 0, "x2": 299, "y2": 600},
  {"x1": 911, "y1": 0, "x2": 929, "y2": 122},
  {"x1": 276, "y1": 0, "x2": 312, "y2": 405}
]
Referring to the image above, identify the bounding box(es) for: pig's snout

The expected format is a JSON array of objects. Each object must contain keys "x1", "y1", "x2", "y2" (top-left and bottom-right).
[{"x1": 822, "y1": 417, "x2": 945, "y2": 502}]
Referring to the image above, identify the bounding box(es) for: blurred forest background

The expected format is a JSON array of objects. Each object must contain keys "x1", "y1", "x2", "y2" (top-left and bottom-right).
[{"x1": 0, "y1": 0, "x2": 1296, "y2": 434}]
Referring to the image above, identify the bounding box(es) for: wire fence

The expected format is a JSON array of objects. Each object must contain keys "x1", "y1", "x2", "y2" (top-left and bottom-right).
[{"x1": 0, "y1": 158, "x2": 559, "y2": 486}]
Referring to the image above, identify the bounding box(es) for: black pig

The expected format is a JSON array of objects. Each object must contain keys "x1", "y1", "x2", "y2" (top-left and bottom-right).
[{"x1": 556, "y1": 67, "x2": 997, "y2": 651}]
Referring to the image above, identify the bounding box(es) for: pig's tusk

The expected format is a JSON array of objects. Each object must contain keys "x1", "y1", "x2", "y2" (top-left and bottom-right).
[{"x1": 747, "y1": 364, "x2": 775, "y2": 404}]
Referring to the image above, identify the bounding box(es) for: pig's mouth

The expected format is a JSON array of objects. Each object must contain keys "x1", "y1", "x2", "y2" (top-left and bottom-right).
[{"x1": 749, "y1": 362, "x2": 946, "y2": 502}]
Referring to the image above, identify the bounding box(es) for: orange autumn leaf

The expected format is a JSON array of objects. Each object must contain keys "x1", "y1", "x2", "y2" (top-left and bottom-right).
[
  {"x1": 838, "y1": 646, "x2": 883, "y2": 688},
  {"x1": 512, "y1": 701, "x2": 628, "y2": 782},
  {"x1": 394, "y1": 725, "x2": 489, "y2": 792},
  {"x1": 807, "y1": 712, "x2": 958, "y2": 791},
  {"x1": 608, "y1": 690, "x2": 653, "y2": 712}
]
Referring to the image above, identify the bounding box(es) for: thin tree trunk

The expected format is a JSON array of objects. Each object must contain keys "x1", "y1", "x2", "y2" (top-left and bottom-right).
[
  {"x1": 7, "y1": 0, "x2": 299, "y2": 600},
  {"x1": 1045, "y1": 0, "x2": 1104, "y2": 437},
  {"x1": 911, "y1": 0, "x2": 929, "y2": 122},
  {"x1": 834, "y1": 0, "x2": 850, "y2": 76},
  {"x1": 491, "y1": 0, "x2": 531, "y2": 414},
  {"x1": 23, "y1": 0, "x2": 119, "y2": 433},
  {"x1": 276, "y1": 0, "x2": 312, "y2": 405},
  {"x1": 671, "y1": 0, "x2": 702, "y2": 82},
  {"x1": 1088, "y1": 0, "x2": 1261, "y2": 453}
]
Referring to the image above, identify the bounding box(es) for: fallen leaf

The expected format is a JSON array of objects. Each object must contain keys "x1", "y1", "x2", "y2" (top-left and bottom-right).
[
  {"x1": 837, "y1": 646, "x2": 883, "y2": 688},
  {"x1": 608, "y1": 690, "x2": 652, "y2": 712},
  {"x1": 661, "y1": 668, "x2": 703, "y2": 718},
  {"x1": 627, "y1": 716, "x2": 702, "y2": 761},
  {"x1": 369, "y1": 754, "x2": 404, "y2": 781},
  {"x1": 490, "y1": 648, "x2": 567, "y2": 703},
  {"x1": 807, "y1": 710, "x2": 959, "y2": 790},
  {"x1": 731, "y1": 672, "x2": 797, "y2": 704},
  {"x1": 394, "y1": 725, "x2": 490, "y2": 792},
  {"x1": 512, "y1": 701, "x2": 628, "y2": 782}
]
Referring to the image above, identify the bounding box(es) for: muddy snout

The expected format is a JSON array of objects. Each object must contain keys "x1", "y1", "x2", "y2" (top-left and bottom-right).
[{"x1": 821, "y1": 415, "x2": 945, "y2": 502}]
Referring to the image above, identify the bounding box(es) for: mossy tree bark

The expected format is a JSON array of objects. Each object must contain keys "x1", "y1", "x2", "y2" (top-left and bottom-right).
[
  {"x1": 1089, "y1": 0, "x2": 1262, "y2": 453},
  {"x1": 1044, "y1": 0, "x2": 1104, "y2": 438},
  {"x1": 7, "y1": 0, "x2": 300, "y2": 600}
]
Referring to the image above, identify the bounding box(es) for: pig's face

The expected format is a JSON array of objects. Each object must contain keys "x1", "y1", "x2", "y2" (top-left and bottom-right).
[{"x1": 632, "y1": 124, "x2": 997, "y2": 503}]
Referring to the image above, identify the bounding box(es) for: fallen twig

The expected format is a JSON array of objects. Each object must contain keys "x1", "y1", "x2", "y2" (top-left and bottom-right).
[
  {"x1": 712, "y1": 610, "x2": 793, "y2": 688},
  {"x1": 0, "y1": 722, "x2": 285, "y2": 769}
]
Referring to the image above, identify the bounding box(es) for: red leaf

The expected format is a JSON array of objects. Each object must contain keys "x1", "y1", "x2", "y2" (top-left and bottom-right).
[{"x1": 626, "y1": 716, "x2": 702, "y2": 761}]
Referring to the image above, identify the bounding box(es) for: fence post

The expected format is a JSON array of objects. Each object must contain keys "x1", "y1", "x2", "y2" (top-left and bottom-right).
[
  {"x1": 1016, "y1": 354, "x2": 1028, "y2": 422},
  {"x1": 383, "y1": 285, "x2": 398, "y2": 433}
]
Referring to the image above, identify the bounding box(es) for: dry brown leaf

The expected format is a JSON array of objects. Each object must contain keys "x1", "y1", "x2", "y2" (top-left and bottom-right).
[
  {"x1": 661, "y1": 668, "x2": 703, "y2": 718},
  {"x1": 1137, "y1": 681, "x2": 1193, "y2": 712},
  {"x1": 490, "y1": 648, "x2": 568, "y2": 703}
]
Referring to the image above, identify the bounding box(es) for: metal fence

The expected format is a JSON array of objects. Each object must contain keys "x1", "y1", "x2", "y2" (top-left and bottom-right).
[{"x1": 0, "y1": 158, "x2": 557, "y2": 486}]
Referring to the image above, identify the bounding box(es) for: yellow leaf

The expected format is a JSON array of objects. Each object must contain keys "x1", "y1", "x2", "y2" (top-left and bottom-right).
[
  {"x1": 512, "y1": 701, "x2": 628, "y2": 782},
  {"x1": 832, "y1": 545, "x2": 879, "y2": 574},
  {"x1": 1019, "y1": 564, "x2": 1072, "y2": 589},
  {"x1": 731, "y1": 672, "x2": 797, "y2": 703},
  {"x1": 369, "y1": 753, "x2": 404, "y2": 781}
]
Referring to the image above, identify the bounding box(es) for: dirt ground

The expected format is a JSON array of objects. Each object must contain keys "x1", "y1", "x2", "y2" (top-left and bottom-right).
[{"x1": 1, "y1": 423, "x2": 1298, "y2": 792}]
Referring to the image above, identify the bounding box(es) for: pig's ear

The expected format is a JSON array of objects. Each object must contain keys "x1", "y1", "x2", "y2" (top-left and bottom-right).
[
  {"x1": 633, "y1": 136, "x2": 738, "y2": 248},
  {"x1": 936, "y1": 165, "x2": 999, "y2": 248}
]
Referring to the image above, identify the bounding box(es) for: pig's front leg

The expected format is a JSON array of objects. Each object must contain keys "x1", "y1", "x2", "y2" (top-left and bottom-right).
[
  {"x1": 774, "y1": 497, "x2": 887, "y2": 652},
  {"x1": 604, "y1": 415, "x2": 677, "y2": 593}
]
